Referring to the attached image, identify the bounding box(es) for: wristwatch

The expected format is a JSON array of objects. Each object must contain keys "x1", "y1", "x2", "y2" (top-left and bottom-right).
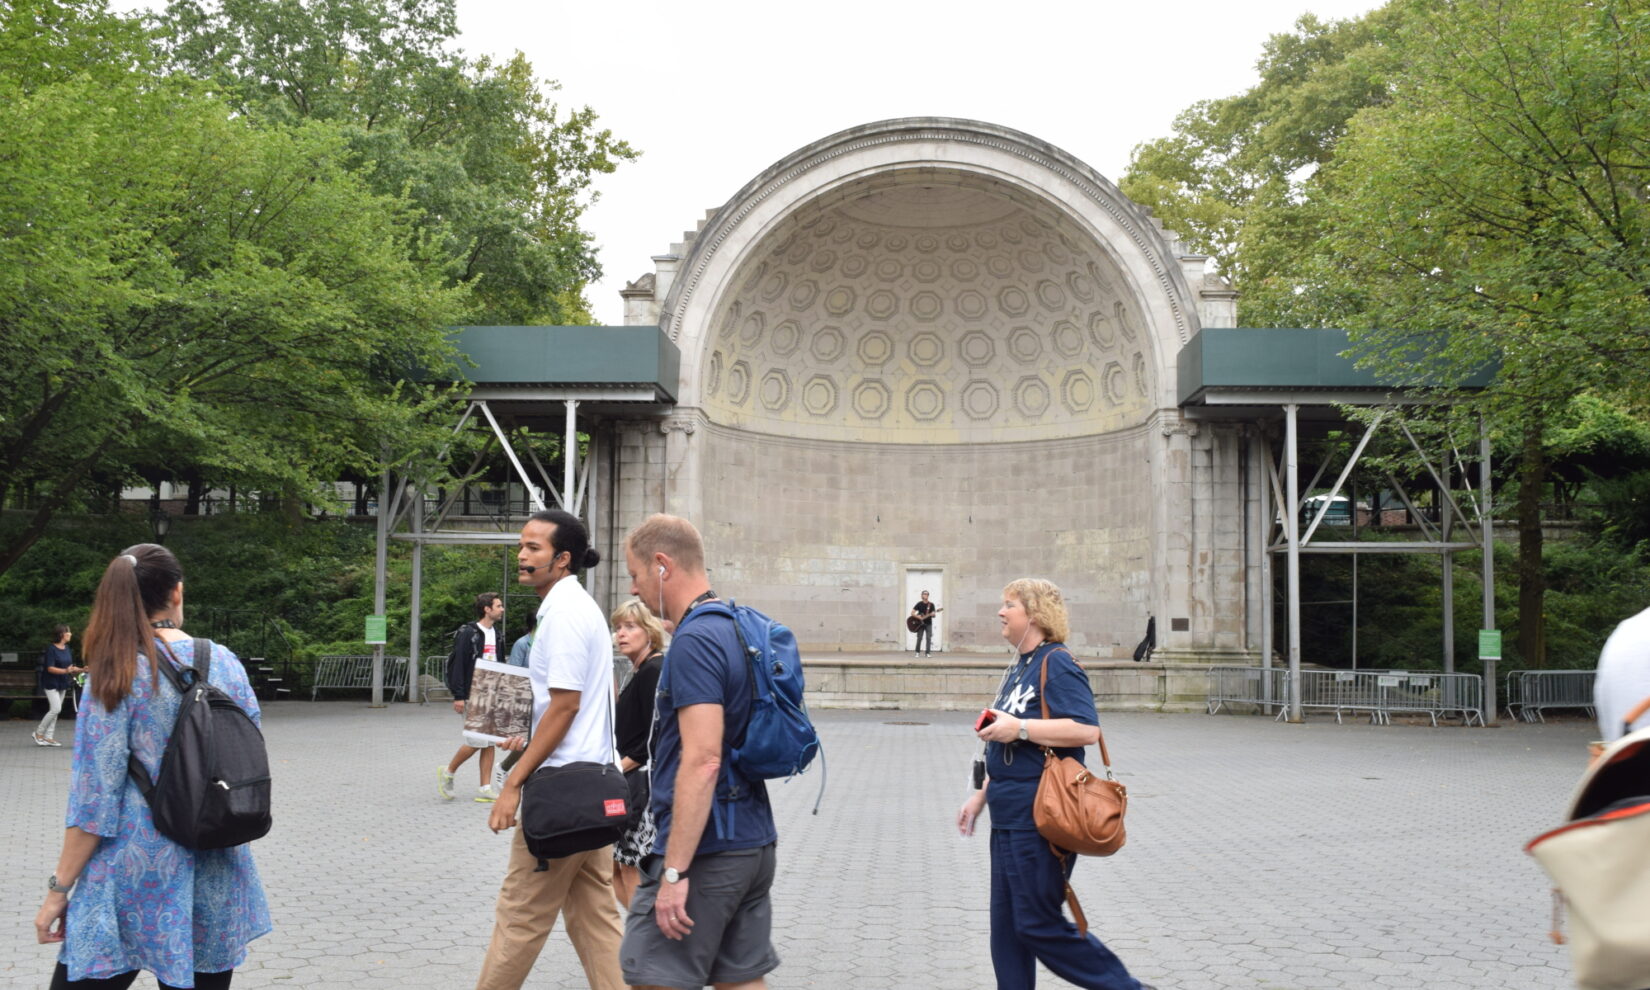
[
  {"x1": 1017, "y1": 720, "x2": 1031, "y2": 742},
  {"x1": 662, "y1": 866, "x2": 685, "y2": 884},
  {"x1": 47, "y1": 874, "x2": 75, "y2": 894}
]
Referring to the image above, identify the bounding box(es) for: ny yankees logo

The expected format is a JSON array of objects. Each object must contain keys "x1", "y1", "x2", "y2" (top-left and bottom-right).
[{"x1": 1002, "y1": 683, "x2": 1036, "y2": 715}]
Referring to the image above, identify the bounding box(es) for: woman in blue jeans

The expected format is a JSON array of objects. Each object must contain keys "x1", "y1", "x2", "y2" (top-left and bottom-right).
[{"x1": 956, "y1": 578, "x2": 1154, "y2": 990}]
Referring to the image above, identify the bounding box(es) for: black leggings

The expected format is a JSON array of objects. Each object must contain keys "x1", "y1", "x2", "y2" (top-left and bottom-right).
[{"x1": 51, "y1": 962, "x2": 233, "y2": 990}]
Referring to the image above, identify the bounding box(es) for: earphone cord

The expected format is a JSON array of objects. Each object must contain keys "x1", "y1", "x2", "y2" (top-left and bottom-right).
[{"x1": 997, "y1": 626, "x2": 1037, "y2": 767}]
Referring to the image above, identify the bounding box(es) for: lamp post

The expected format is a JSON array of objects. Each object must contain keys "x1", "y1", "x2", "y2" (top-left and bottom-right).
[{"x1": 150, "y1": 506, "x2": 171, "y2": 544}]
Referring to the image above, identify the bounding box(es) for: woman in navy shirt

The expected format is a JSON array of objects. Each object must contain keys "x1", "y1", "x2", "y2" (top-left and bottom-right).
[
  {"x1": 956, "y1": 578, "x2": 1153, "y2": 990},
  {"x1": 35, "y1": 625, "x2": 82, "y2": 746}
]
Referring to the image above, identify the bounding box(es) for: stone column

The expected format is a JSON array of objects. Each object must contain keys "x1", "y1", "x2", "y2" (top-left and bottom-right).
[{"x1": 661, "y1": 410, "x2": 704, "y2": 526}]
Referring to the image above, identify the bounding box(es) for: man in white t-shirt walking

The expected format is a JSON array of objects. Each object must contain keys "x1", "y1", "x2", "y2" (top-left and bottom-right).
[
  {"x1": 474, "y1": 509, "x2": 624, "y2": 990},
  {"x1": 439, "y1": 592, "x2": 506, "y2": 802}
]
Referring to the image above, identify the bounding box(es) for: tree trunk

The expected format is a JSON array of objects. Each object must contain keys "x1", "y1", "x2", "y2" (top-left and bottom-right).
[
  {"x1": 185, "y1": 475, "x2": 206, "y2": 516},
  {"x1": 1517, "y1": 420, "x2": 1547, "y2": 668}
]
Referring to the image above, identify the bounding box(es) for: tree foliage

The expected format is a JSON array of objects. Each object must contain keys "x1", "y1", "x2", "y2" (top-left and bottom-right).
[
  {"x1": 1121, "y1": 10, "x2": 1403, "y2": 323},
  {"x1": 154, "y1": 0, "x2": 638, "y2": 325},
  {"x1": 0, "y1": 0, "x2": 469, "y2": 575}
]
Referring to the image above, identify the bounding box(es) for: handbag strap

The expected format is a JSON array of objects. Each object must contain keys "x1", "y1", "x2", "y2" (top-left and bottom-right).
[{"x1": 1037, "y1": 647, "x2": 1115, "y2": 779}]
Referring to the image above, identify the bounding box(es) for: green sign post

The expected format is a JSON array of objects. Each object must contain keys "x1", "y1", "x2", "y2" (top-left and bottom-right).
[
  {"x1": 1478, "y1": 629, "x2": 1502, "y2": 660},
  {"x1": 365, "y1": 614, "x2": 388, "y2": 645}
]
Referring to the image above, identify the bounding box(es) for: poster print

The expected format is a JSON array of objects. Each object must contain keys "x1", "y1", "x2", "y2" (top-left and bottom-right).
[{"x1": 463, "y1": 660, "x2": 534, "y2": 743}]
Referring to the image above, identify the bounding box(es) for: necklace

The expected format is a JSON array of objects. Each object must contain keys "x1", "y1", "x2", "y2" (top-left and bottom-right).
[{"x1": 151, "y1": 618, "x2": 178, "y2": 630}]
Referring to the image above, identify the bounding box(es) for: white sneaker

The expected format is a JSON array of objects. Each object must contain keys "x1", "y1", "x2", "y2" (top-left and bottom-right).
[
  {"x1": 475, "y1": 785, "x2": 498, "y2": 803},
  {"x1": 32, "y1": 733, "x2": 49, "y2": 747},
  {"x1": 437, "y1": 765, "x2": 455, "y2": 800},
  {"x1": 45, "y1": 737, "x2": 62, "y2": 747}
]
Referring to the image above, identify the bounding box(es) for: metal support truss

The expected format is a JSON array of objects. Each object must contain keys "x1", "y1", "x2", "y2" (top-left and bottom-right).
[
  {"x1": 368, "y1": 397, "x2": 608, "y2": 703},
  {"x1": 1262, "y1": 407, "x2": 1496, "y2": 725}
]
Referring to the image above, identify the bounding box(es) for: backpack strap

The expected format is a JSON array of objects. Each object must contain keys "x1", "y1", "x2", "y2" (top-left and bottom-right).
[
  {"x1": 191, "y1": 638, "x2": 211, "y2": 685},
  {"x1": 128, "y1": 638, "x2": 213, "y2": 797}
]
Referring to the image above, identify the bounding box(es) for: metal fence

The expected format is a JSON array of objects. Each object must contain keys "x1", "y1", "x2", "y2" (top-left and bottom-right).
[
  {"x1": 1207, "y1": 666, "x2": 1485, "y2": 726},
  {"x1": 311, "y1": 656, "x2": 409, "y2": 702},
  {"x1": 419, "y1": 654, "x2": 452, "y2": 703},
  {"x1": 1503, "y1": 669, "x2": 1595, "y2": 723}
]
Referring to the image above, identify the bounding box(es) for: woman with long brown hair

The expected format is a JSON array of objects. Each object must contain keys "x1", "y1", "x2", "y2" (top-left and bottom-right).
[{"x1": 33, "y1": 544, "x2": 271, "y2": 990}]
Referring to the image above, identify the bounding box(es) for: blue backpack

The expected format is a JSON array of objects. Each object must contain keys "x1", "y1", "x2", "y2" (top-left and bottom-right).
[{"x1": 684, "y1": 600, "x2": 825, "y2": 827}]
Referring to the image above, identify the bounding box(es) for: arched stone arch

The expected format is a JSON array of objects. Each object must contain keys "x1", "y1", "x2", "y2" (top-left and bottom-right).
[
  {"x1": 660, "y1": 118, "x2": 1204, "y2": 416},
  {"x1": 624, "y1": 119, "x2": 1240, "y2": 656}
]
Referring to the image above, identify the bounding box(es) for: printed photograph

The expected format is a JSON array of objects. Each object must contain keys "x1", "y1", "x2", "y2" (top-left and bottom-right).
[{"x1": 463, "y1": 660, "x2": 534, "y2": 743}]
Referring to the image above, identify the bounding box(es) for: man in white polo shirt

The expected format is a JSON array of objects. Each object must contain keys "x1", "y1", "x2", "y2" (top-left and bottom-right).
[{"x1": 474, "y1": 509, "x2": 624, "y2": 990}]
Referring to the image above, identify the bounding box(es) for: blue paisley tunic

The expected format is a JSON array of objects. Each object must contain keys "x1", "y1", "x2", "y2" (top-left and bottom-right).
[{"x1": 60, "y1": 640, "x2": 272, "y2": 986}]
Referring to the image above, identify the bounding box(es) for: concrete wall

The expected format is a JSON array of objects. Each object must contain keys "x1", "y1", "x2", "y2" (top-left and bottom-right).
[{"x1": 693, "y1": 420, "x2": 1155, "y2": 655}]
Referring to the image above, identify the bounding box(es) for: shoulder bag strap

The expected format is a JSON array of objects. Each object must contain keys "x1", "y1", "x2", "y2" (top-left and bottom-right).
[{"x1": 1038, "y1": 647, "x2": 1115, "y2": 778}]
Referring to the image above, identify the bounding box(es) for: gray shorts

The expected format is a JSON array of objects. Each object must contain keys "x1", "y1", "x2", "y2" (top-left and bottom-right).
[{"x1": 620, "y1": 844, "x2": 780, "y2": 988}]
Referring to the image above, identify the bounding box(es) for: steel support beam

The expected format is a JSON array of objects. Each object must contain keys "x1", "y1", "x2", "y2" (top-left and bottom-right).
[{"x1": 1285, "y1": 403, "x2": 1302, "y2": 723}]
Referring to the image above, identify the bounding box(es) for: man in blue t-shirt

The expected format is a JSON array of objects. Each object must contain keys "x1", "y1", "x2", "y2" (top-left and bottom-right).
[{"x1": 618, "y1": 514, "x2": 780, "y2": 990}]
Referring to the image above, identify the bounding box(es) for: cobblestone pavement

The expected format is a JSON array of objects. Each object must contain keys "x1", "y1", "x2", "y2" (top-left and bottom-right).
[{"x1": 3, "y1": 701, "x2": 1583, "y2": 989}]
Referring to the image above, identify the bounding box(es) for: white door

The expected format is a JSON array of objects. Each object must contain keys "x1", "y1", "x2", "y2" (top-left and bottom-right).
[{"x1": 903, "y1": 567, "x2": 944, "y2": 652}]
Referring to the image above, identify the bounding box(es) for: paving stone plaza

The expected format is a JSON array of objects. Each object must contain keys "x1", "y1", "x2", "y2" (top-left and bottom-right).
[{"x1": 3, "y1": 701, "x2": 1582, "y2": 989}]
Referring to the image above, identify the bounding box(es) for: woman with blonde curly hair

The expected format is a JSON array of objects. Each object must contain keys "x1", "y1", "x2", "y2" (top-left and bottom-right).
[
  {"x1": 956, "y1": 578, "x2": 1153, "y2": 990},
  {"x1": 609, "y1": 597, "x2": 666, "y2": 906}
]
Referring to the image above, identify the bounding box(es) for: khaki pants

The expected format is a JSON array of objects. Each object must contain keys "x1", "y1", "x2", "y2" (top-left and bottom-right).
[{"x1": 475, "y1": 829, "x2": 625, "y2": 990}]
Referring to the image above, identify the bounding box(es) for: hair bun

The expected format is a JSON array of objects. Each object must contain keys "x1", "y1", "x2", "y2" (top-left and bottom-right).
[{"x1": 582, "y1": 548, "x2": 602, "y2": 569}]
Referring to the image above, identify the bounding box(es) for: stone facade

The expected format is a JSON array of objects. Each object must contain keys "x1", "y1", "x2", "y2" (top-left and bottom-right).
[{"x1": 596, "y1": 118, "x2": 1258, "y2": 662}]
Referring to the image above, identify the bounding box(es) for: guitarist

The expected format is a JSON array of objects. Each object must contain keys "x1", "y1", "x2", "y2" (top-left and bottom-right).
[{"x1": 910, "y1": 591, "x2": 941, "y2": 657}]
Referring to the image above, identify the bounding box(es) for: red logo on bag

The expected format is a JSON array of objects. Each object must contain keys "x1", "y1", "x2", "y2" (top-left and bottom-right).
[{"x1": 604, "y1": 799, "x2": 627, "y2": 817}]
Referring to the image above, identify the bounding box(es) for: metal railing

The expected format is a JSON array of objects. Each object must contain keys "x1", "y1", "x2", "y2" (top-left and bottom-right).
[
  {"x1": 419, "y1": 654, "x2": 452, "y2": 703},
  {"x1": 1504, "y1": 669, "x2": 1595, "y2": 723},
  {"x1": 1208, "y1": 666, "x2": 1485, "y2": 726},
  {"x1": 311, "y1": 656, "x2": 409, "y2": 702}
]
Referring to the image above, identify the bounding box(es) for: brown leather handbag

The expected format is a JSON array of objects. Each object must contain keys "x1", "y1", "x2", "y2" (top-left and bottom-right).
[
  {"x1": 1032, "y1": 650, "x2": 1128, "y2": 857},
  {"x1": 1029, "y1": 649, "x2": 1128, "y2": 933}
]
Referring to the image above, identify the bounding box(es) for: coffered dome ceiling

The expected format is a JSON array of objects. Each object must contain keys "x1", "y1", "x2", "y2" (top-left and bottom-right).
[{"x1": 699, "y1": 178, "x2": 1155, "y2": 443}]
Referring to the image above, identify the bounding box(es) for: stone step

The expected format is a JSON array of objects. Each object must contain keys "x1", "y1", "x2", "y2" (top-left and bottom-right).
[{"x1": 801, "y1": 655, "x2": 1212, "y2": 713}]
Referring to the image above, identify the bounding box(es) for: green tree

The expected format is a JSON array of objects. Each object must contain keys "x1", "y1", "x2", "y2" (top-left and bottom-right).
[
  {"x1": 1316, "y1": 0, "x2": 1650, "y2": 664},
  {"x1": 155, "y1": 0, "x2": 638, "y2": 325},
  {"x1": 0, "y1": 1, "x2": 469, "y2": 576},
  {"x1": 1121, "y1": 10, "x2": 1403, "y2": 323}
]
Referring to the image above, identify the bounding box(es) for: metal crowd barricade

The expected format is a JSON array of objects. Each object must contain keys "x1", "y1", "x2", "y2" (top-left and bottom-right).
[
  {"x1": 1207, "y1": 667, "x2": 1484, "y2": 726},
  {"x1": 310, "y1": 655, "x2": 409, "y2": 701},
  {"x1": 420, "y1": 653, "x2": 452, "y2": 703},
  {"x1": 1504, "y1": 669, "x2": 1595, "y2": 723},
  {"x1": 1206, "y1": 666, "x2": 1285, "y2": 715}
]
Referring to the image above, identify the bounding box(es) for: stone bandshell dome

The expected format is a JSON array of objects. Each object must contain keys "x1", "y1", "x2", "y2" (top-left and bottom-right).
[
  {"x1": 701, "y1": 175, "x2": 1155, "y2": 443},
  {"x1": 611, "y1": 119, "x2": 1248, "y2": 658}
]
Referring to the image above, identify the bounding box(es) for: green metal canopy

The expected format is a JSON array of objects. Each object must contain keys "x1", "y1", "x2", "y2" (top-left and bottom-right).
[
  {"x1": 1178, "y1": 328, "x2": 1495, "y2": 407},
  {"x1": 445, "y1": 325, "x2": 680, "y2": 403}
]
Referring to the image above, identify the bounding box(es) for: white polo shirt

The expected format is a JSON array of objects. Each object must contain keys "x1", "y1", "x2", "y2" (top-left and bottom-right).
[{"x1": 530, "y1": 574, "x2": 617, "y2": 767}]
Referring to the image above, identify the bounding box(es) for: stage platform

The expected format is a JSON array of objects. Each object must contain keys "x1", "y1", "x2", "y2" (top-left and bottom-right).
[{"x1": 800, "y1": 652, "x2": 1212, "y2": 713}]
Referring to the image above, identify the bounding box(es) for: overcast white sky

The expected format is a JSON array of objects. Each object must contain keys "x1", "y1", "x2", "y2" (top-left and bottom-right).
[
  {"x1": 123, "y1": 0, "x2": 1385, "y2": 323},
  {"x1": 450, "y1": 0, "x2": 1384, "y2": 323}
]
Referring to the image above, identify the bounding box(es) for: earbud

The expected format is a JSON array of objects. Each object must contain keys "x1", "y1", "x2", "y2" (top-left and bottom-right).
[{"x1": 658, "y1": 565, "x2": 666, "y2": 578}]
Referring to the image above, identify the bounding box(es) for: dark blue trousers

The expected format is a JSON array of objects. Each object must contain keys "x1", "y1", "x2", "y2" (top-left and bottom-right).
[{"x1": 989, "y1": 829, "x2": 1142, "y2": 990}]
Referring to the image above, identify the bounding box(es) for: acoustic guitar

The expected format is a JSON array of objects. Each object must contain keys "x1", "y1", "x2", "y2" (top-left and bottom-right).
[{"x1": 905, "y1": 607, "x2": 943, "y2": 633}]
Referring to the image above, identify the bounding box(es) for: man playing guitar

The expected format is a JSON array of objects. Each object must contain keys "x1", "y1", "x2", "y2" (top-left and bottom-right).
[{"x1": 909, "y1": 591, "x2": 942, "y2": 657}]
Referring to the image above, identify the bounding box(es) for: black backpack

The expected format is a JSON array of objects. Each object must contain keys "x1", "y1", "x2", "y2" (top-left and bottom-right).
[{"x1": 128, "y1": 638, "x2": 273, "y2": 850}]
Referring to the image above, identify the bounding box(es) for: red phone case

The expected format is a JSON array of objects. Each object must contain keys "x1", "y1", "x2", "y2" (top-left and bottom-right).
[{"x1": 974, "y1": 709, "x2": 997, "y2": 732}]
